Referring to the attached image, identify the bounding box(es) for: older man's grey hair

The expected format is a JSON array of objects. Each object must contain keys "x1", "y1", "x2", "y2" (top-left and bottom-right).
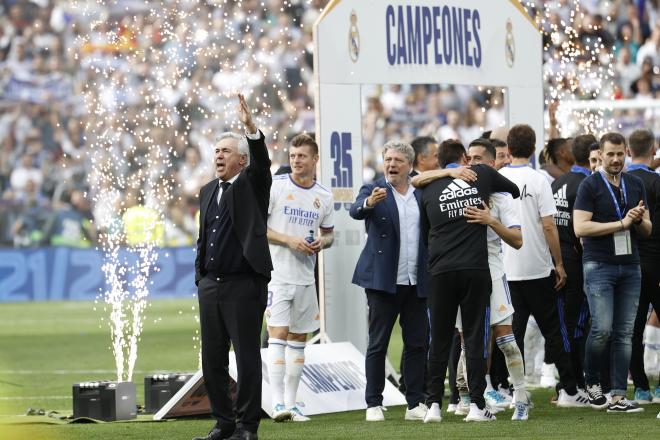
[
  {"x1": 216, "y1": 132, "x2": 250, "y2": 166},
  {"x1": 382, "y1": 140, "x2": 415, "y2": 165}
]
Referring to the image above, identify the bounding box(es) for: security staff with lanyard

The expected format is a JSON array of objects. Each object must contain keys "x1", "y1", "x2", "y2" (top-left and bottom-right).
[{"x1": 574, "y1": 132, "x2": 652, "y2": 413}]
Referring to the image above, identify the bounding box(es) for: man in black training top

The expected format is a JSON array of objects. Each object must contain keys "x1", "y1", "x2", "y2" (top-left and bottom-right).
[
  {"x1": 413, "y1": 139, "x2": 520, "y2": 422},
  {"x1": 551, "y1": 134, "x2": 597, "y2": 393}
]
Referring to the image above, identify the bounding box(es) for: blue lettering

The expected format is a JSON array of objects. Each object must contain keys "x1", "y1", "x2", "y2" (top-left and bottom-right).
[
  {"x1": 50, "y1": 247, "x2": 70, "y2": 301},
  {"x1": 385, "y1": 5, "x2": 396, "y2": 65},
  {"x1": 463, "y1": 9, "x2": 473, "y2": 66},
  {"x1": 441, "y1": 6, "x2": 452, "y2": 64},
  {"x1": 405, "y1": 6, "x2": 421, "y2": 64},
  {"x1": 421, "y1": 6, "x2": 432, "y2": 64},
  {"x1": 452, "y1": 7, "x2": 464, "y2": 65},
  {"x1": 473, "y1": 10, "x2": 482, "y2": 67},
  {"x1": 28, "y1": 250, "x2": 48, "y2": 301},
  {"x1": 396, "y1": 6, "x2": 407, "y2": 64},
  {"x1": 432, "y1": 7, "x2": 442, "y2": 64},
  {"x1": 0, "y1": 252, "x2": 28, "y2": 301},
  {"x1": 69, "y1": 250, "x2": 103, "y2": 300}
]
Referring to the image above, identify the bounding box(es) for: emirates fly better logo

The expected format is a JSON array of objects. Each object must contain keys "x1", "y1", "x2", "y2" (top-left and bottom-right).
[{"x1": 438, "y1": 178, "x2": 483, "y2": 218}]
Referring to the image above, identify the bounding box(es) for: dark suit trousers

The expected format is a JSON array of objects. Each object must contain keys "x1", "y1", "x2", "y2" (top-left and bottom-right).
[
  {"x1": 365, "y1": 286, "x2": 427, "y2": 409},
  {"x1": 198, "y1": 275, "x2": 267, "y2": 433}
]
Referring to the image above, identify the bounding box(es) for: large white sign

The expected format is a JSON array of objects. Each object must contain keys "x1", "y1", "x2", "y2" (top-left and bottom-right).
[
  {"x1": 254, "y1": 342, "x2": 406, "y2": 416},
  {"x1": 155, "y1": 342, "x2": 405, "y2": 420},
  {"x1": 314, "y1": 0, "x2": 543, "y2": 354}
]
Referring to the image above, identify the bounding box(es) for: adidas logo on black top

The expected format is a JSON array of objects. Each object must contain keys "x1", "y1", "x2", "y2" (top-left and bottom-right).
[
  {"x1": 439, "y1": 179, "x2": 478, "y2": 202},
  {"x1": 553, "y1": 183, "x2": 569, "y2": 208}
]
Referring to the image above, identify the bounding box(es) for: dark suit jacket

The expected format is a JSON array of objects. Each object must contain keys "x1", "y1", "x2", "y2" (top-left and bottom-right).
[
  {"x1": 349, "y1": 178, "x2": 429, "y2": 298},
  {"x1": 195, "y1": 131, "x2": 273, "y2": 284}
]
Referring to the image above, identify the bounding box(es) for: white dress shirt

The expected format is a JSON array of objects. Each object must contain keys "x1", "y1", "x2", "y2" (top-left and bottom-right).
[{"x1": 390, "y1": 182, "x2": 420, "y2": 286}]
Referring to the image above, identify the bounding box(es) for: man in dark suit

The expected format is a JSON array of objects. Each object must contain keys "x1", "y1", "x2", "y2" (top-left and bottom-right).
[
  {"x1": 193, "y1": 95, "x2": 272, "y2": 440},
  {"x1": 349, "y1": 140, "x2": 471, "y2": 422}
]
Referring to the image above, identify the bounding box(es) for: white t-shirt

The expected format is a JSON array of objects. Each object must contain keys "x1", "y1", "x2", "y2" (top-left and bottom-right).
[
  {"x1": 487, "y1": 192, "x2": 520, "y2": 280},
  {"x1": 267, "y1": 174, "x2": 335, "y2": 285},
  {"x1": 499, "y1": 164, "x2": 557, "y2": 280}
]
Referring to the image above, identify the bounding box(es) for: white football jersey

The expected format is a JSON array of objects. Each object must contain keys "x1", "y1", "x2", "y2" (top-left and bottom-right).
[
  {"x1": 267, "y1": 174, "x2": 334, "y2": 285},
  {"x1": 487, "y1": 192, "x2": 520, "y2": 280},
  {"x1": 499, "y1": 165, "x2": 557, "y2": 280}
]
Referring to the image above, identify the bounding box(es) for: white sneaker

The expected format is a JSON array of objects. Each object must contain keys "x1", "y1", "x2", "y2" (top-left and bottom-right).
[
  {"x1": 455, "y1": 396, "x2": 471, "y2": 416},
  {"x1": 366, "y1": 406, "x2": 386, "y2": 421},
  {"x1": 464, "y1": 403, "x2": 496, "y2": 422},
  {"x1": 405, "y1": 403, "x2": 429, "y2": 421},
  {"x1": 289, "y1": 406, "x2": 310, "y2": 422},
  {"x1": 423, "y1": 402, "x2": 442, "y2": 423},
  {"x1": 484, "y1": 389, "x2": 510, "y2": 408},
  {"x1": 556, "y1": 389, "x2": 590, "y2": 408},
  {"x1": 511, "y1": 401, "x2": 530, "y2": 421},
  {"x1": 540, "y1": 363, "x2": 558, "y2": 388},
  {"x1": 272, "y1": 403, "x2": 292, "y2": 422},
  {"x1": 446, "y1": 403, "x2": 457, "y2": 413},
  {"x1": 486, "y1": 403, "x2": 503, "y2": 414}
]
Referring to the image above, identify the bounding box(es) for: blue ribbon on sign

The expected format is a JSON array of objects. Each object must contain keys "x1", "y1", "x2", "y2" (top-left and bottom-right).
[{"x1": 598, "y1": 171, "x2": 627, "y2": 220}]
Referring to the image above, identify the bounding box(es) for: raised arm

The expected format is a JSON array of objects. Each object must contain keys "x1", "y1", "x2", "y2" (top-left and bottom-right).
[
  {"x1": 350, "y1": 183, "x2": 382, "y2": 220},
  {"x1": 411, "y1": 167, "x2": 477, "y2": 188},
  {"x1": 238, "y1": 93, "x2": 271, "y2": 174}
]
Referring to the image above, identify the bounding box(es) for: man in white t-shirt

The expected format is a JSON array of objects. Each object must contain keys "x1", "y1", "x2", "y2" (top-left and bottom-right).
[
  {"x1": 266, "y1": 134, "x2": 334, "y2": 422},
  {"x1": 499, "y1": 124, "x2": 590, "y2": 408}
]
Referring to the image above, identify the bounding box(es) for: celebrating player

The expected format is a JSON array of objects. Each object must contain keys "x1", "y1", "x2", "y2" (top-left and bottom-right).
[{"x1": 265, "y1": 134, "x2": 335, "y2": 422}]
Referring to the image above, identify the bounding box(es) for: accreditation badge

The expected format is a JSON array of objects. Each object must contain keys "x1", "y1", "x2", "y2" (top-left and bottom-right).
[{"x1": 613, "y1": 230, "x2": 632, "y2": 256}]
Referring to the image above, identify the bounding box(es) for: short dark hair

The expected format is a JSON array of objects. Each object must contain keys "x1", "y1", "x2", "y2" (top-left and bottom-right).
[
  {"x1": 628, "y1": 129, "x2": 655, "y2": 158},
  {"x1": 438, "y1": 139, "x2": 466, "y2": 168},
  {"x1": 572, "y1": 134, "x2": 597, "y2": 165},
  {"x1": 411, "y1": 136, "x2": 437, "y2": 166},
  {"x1": 507, "y1": 124, "x2": 536, "y2": 158},
  {"x1": 491, "y1": 138, "x2": 507, "y2": 148},
  {"x1": 544, "y1": 138, "x2": 568, "y2": 164},
  {"x1": 481, "y1": 130, "x2": 492, "y2": 140},
  {"x1": 588, "y1": 142, "x2": 600, "y2": 152},
  {"x1": 468, "y1": 138, "x2": 496, "y2": 160},
  {"x1": 290, "y1": 133, "x2": 318, "y2": 155},
  {"x1": 599, "y1": 132, "x2": 626, "y2": 150}
]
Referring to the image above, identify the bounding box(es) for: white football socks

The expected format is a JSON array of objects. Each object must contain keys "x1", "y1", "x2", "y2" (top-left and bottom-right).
[
  {"x1": 496, "y1": 334, "x2": 526, "y2": 402},
  {"x1": 284, "y1": 340, "x2": 306, "y2": 409},
  {"x1": 267, "y1": 338, "x2": 287, "y2": 406}
]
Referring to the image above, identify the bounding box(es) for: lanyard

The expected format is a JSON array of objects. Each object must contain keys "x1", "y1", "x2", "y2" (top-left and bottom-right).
[
  {"x1": 570, "y1": 165, "x2": 591, "y2": 177},
  {"x1": 598, "y1": 171, "x2": 627, "y2": 220}
]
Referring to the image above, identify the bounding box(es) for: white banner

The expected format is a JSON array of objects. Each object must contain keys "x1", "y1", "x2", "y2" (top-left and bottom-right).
[{"x1": 246, "y1": 342, "x2": 405, "y2": 416}]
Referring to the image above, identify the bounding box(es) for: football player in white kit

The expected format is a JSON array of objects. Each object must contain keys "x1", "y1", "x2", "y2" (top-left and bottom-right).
[
  {"x1": 265, "y1": 134, "x2": 334, "y2": 422},
  {"x1": 413, "y1": 139, "x2": 530, "y2": 421}
]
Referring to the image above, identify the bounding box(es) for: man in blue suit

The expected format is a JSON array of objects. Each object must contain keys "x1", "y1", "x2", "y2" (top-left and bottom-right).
[{"x1": 350, "y1": 140, "x2": 471, "y2": 422}]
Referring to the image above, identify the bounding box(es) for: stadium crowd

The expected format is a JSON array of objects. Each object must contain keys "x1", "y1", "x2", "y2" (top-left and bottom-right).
[{"x1": 1, "y1": 0, "x2": 659, "y2": 248}]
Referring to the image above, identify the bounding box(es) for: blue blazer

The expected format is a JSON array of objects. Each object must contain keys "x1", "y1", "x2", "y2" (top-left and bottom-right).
[{"x1": 349, "y1": 178, "x2": 429, "y2": 297}]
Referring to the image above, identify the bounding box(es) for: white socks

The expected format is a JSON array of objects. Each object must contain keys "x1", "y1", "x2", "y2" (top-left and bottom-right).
[
  {"x1": 644, "y1": 325, "x2": 660, "y2": 379},
  {"x1": 267, "y1": 338, "x2": 287, "y2": 406},
  {"x1": 496, "y1": 334, "x2": 526, "y2": 402},
  {"x1": 284, "y1": 340, "x2": 306, "y2": 409}
]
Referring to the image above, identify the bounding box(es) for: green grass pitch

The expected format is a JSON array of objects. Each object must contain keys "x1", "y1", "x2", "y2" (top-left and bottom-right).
[{"x1": 1, "y1": 299, "x2": 658, "y2": 439}]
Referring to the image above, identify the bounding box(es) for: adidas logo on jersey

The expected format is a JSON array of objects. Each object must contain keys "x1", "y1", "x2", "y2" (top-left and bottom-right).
[
  {"x1": 438, "y1": 179, "x2": 478, "y2": 202},
  {"x1": 554, "y1": 184, "x2": 569, "y2": 208}
]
